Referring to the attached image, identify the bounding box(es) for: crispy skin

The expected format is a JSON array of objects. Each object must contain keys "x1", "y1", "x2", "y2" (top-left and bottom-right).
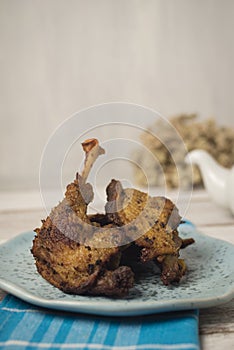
[
  {"x1": 31, "y1": 174, "x2": 134, "y2": 297},
  {"x1": 105, "y1": 179, "x2": 182, "y2": 258},
  {"x1": 32, "y1": 173, "x2": 194, "y2": 296},
  {"x1": 105, "y1": 179, "x2": 194, "y2": 285}
]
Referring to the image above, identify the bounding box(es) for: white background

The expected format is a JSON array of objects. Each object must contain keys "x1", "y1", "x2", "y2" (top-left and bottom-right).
[{"x1": 1, "y1": 0, "x2": 234, "y2": 190}]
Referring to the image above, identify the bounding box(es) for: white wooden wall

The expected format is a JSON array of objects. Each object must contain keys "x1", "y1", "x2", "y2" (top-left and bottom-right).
[{"x1": 1, "y1": 0, "x2": 234, "y2": 190}]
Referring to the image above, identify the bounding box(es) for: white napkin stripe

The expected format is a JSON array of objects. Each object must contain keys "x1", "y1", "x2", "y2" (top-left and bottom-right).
[
  {"x1": 0, "y1": 340, "x2": 199, "y2": 349},
  {"x1": 1, "y1": 307, "x2": 44, "y2": 313}
]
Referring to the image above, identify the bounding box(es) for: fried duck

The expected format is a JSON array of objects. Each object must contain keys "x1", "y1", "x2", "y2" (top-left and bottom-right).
[
  {"x1": 32, "y1": 138, "x2": 194, "y2": 297},
  {"x1": 105, "y1": 179, "x2": 194, "y2": 285},
  {"x1": 31, "y1": 139, "x2": 134, "y2": 297}
]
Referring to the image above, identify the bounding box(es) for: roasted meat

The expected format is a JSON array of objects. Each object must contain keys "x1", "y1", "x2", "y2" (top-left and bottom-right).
[
  {"x1": 32, "y1": 174, "x2": 134, "y2": 297},
  {"x1": 32, "y1": 139, "x2": 134, "y2": 297},
  {"x1": 105, "y1": 179, "x2": 194, "y2": 285},
  {"x1": 32, "y1": 138, "x2": 194, "y2": 297}
]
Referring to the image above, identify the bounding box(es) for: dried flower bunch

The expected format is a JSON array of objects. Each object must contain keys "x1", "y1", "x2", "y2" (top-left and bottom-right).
[{"x1": 132, "y1": 114, "x2": 234, "y2": 188}]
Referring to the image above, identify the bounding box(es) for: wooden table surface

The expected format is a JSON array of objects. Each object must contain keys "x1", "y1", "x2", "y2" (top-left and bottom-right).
[{"x1": 0, "y1": 189, "x2": 233, "y2": 350}]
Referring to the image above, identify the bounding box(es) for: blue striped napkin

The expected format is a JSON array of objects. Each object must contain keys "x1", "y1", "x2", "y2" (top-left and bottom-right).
[{"x1": 0, "y1": 294, "x2": 199, "y2": 350}]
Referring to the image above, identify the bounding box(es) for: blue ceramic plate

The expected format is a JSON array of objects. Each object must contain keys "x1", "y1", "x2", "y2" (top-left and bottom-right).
[{"x1": 0, "y1": 223, "x2": 233, "y2": 316}]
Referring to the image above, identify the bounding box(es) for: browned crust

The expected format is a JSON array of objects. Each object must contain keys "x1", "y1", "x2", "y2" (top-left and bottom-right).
[
  {"x1": 32, "y1": 175, "x2": 194, "y2": 296},
  {"x1": 105, "y1": 179, "x2": 192, "y2": 285}
]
